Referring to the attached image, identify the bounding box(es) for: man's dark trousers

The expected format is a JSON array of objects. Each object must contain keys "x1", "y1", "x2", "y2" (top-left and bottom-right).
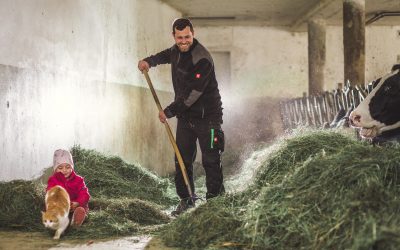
[{"x1": 174, "y1": 118, "x2": 225, "y2": 201}]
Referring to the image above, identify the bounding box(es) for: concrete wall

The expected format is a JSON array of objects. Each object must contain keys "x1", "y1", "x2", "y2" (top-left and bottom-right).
[
  {"x1": 196, "y1": 26, "x2": 308, "y2": 99},
  {"x1": 0, "y1": 0, "x2": 180, "y2": 181},
  {"x1": 197, "y1": 25, "x2": 400, "y2": 98},
  {"x1": 325, "y1": 25, "x2": 400, "y2": 90},
  {"x1": 365, "y1": 26, "x2": 400, "y2": 81}
]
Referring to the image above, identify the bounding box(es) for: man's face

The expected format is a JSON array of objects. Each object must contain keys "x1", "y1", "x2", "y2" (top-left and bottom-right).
[{"x1": 173, "y1": 26, "x2": 194, "y2": 52}]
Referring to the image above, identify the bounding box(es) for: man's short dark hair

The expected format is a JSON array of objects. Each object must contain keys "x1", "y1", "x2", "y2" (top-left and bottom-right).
[{"x1": 172, "y1": 18, "x2": 194, "y2": 34}]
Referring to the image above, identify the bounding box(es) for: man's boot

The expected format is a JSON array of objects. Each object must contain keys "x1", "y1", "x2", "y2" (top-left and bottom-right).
[{"x1": 171, "y1": 198, "x2": 195, "y2": 216}]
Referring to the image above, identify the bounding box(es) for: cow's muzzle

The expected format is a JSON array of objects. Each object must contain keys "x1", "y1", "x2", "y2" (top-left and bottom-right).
[{"x1": 349, "y1": 111, "x2": 361, "y2": 128}]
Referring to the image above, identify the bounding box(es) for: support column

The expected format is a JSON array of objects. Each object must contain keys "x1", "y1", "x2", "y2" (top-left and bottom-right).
[
  {"x1": 308, "y1": 19, "x2": 326, "y2": 96},
  {"x1": 343, "y1": 0, "x2": 365, "y2": 86}
]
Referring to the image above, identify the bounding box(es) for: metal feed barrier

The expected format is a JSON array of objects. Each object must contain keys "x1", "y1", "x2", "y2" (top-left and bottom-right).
[{"x1": 280, "y1": 80, "x2": 376, "y2": 130}]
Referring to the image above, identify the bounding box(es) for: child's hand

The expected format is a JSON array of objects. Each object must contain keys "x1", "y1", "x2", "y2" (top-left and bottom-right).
[{"x1": 70, "y1": 202, "x2": 80, "y2": 211}]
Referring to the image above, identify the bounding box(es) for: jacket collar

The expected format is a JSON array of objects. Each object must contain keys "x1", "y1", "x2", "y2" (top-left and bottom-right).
[
  {"x1": 54, "y1": 170, "x2": 76, "y2": 182},
  {"x1": 188, "y1": 38, "x2": 199, "y2": 53}
]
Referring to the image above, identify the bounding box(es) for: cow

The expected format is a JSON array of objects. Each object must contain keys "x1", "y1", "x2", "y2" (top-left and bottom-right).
[{"x1": 349, "y1": 65, "x2": 400, "y2": 144}]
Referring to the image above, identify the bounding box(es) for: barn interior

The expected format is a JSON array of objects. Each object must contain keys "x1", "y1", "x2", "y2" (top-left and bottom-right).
[{"x1": 1, "y1": 0, "x2": 400, "y2": 249}]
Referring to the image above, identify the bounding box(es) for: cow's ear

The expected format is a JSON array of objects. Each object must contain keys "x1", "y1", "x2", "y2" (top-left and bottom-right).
[{"x1": 391, "y1": 64, "x2": 400, "y2": 72}]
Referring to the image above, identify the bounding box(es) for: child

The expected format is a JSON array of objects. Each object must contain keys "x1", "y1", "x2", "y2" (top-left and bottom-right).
[{"x1": 47, "y1": 149, "x2": 90, "y2": 227}]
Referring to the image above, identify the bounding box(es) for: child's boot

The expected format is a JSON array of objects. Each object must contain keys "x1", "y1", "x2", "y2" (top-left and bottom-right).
[{"x1": 71, "y1": 207, "x2": 86, "y2": 227}]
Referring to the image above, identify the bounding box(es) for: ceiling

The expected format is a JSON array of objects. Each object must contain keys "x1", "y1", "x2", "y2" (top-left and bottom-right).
[{"x1": 160, "y1": 0, "x2": 400, "y2": 31}]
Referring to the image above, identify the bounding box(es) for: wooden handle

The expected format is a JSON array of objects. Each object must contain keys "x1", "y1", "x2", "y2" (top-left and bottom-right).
[{"x1": 142, "y1": 71, "x2": 194, "y2": 200}]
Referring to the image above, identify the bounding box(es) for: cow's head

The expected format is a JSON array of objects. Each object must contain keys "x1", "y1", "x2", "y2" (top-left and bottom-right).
[{"x1": 349, "y1": 68, "x2": 400, "y2": 138}]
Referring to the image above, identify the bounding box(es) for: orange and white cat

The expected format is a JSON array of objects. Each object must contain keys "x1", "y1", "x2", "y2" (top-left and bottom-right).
[{"x1": 42, "y1": 185, "x2": 70, "y2": 239}]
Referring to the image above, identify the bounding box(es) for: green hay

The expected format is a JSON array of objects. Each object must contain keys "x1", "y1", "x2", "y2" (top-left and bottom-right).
[
  {"x1": 0, "y1": 146, "x2": 176, "y2": 239},
  {"x1": 64, "y1": 209, "x2": 140, "y2": 239},
  {"x1": 89, "y1": 197, "x2": 171, "y2": 225},
  {"x1": 161, "y1": 196, "x2": 242, "y2": 250},
  {"x1": 70, "y1": 145, "x2": 177, "y2": 206},
  {"x1": 60, "y1": 197, "x2": 173, "y2": 239},
  {"x1": 243, "y1": 142, "x2": 400, "y2": 249},
  {"x1": 0, "y1": 180, "x2": 45, "y2": 230},
  {"x1": 159, "y1": 130, "x2": 400, "y2": 249},
  {"x1": 253, "y1": 130, "x2": 356, "y2": 189}
]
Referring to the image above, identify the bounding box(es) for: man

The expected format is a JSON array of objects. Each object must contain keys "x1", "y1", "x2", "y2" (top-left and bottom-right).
[{"x1": 138, "y1": 18, "x2": 225, "y2": 215}]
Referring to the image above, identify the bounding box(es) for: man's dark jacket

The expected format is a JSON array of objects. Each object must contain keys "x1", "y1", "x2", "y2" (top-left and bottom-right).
[{"x1": 144, "y1": 39, "x2": 223, "y2": 123}]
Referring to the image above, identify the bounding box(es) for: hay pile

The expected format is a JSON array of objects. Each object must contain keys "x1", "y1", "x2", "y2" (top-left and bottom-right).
[
  {"x1": 160, "y1": 130, "x2": 400, "y2": 249},
  {"x1": 0, "y1": 180, "x2": 45, "y2": 230},
  {"x1": 0, "y1": 146, "x2": 177, "y2": 238},
  {"x1": 70, "y1": 146, "x2": 176, "y2": 206}
]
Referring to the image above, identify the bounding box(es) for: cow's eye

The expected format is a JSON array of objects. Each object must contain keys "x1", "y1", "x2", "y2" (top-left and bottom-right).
[{"x1": 384, "y1": 85, "x2": 391, "y2": 92}]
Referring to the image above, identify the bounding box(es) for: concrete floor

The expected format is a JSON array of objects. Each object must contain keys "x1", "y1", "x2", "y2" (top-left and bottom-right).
[
  {"x1": 0, "y1": 231, "x2": 177, "y2": 250},
  {"x1": 50, "y1": 236, "x2": 152, "y2": 250}
]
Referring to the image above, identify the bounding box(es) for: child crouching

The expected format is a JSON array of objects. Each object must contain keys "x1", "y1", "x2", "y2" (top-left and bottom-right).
[{"x1": 47, "y1": 149, "x2": 90, "y2": 227}]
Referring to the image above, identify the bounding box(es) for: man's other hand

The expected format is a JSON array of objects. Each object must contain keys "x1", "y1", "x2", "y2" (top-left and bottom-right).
[{"x1": 159, "y1": 110, "x2": 167, "y2": 123}]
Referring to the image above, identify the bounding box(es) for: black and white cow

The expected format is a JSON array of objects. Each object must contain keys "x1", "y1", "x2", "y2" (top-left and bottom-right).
[{"x1": 349, "y1": 66, "x2": 400, "y2": 143}]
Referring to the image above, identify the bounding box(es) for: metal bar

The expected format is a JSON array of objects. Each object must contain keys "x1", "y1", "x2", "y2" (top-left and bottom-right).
[{"x1": 366, "y1": 11, "x2": 400, "y2": 25}]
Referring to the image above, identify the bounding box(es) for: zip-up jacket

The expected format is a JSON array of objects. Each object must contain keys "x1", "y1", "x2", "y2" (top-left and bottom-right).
[
  {"x1": 144, "y1": 39, "x2": 223, "y2": 123},
  {"x1": 47, "y1": 171, "x2": 90, "y2": 211}
]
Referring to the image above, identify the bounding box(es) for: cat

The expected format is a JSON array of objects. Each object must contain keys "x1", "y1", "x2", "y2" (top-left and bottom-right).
[{"x1": 42, "y1": 185, "x2": 70, "y2": 239}]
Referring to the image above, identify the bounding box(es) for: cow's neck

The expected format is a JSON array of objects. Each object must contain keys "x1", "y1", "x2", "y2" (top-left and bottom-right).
[{"x1": 373, "y1": 126, "x2": 400, "y2": 145}]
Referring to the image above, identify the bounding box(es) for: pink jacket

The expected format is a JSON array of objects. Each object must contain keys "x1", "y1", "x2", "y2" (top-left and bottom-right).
[{"x1": 47, "y1": 171, "x2": 90, "y2": 210}]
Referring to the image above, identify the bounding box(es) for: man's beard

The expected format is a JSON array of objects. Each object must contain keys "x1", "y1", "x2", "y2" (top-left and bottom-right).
[{"x1": 177, "y1": 42, "x2": 192, "y2": 52}]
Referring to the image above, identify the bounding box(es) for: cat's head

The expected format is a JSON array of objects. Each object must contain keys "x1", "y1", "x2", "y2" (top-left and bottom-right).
[{"x1": 42, "y1": 211, "x2": 59, "y2": 230}]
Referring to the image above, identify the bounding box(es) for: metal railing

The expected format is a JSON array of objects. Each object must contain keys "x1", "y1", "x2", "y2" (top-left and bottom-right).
[{"x1": 280, "y1": 80, "x2": 376, "y2": 130}]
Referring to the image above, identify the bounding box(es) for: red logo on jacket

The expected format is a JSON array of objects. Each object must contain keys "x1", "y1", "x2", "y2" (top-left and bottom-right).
[{"x1": 196, "y1": 73, "x2": 201, "y2": 79}]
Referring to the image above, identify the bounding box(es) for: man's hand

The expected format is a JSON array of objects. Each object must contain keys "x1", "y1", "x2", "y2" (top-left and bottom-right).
[
  {"x1": 70, "y1": 202, "x2": 79, "y2": 211},
  {"x1": 138, "y1": 60, "x2": 150, "y2": 72},
  {"x1": 159, "y1": 110, "x2": 167, "y2": 123}
]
